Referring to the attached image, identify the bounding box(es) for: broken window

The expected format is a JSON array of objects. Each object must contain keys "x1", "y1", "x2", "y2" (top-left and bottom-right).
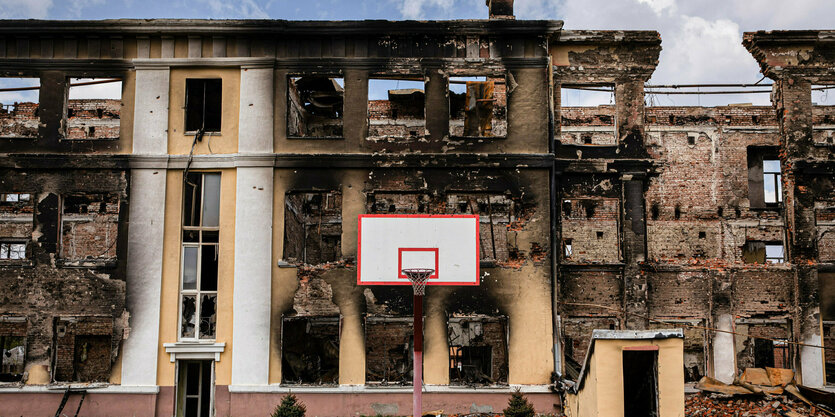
[
  {"x1": 0, "y1": 241, "x2": 25, "y2": 260},
  {"x1": 560, "y1": 198, "x2": 620, "y2": 263},
  {"x1": 448, "y1": 76, "x2": 507, "y2": 137},
  {"x1": 180, "y1": 173, "x2": 221, "y2": 340},
  {"x1": 742, "y1": 241, "x2": 784, "y2": 264},
  {"x1": 369, "y1": 192, "x2": 431, "y2": 214},
  {"x1": 287, "y1": 76, "x2": 343, "y2": 138},
  {"x1": 559, "y1": 84, "x2": 616, "y2": 146},
  {"x1": 53, "y1": 317, "x2": 113, "y2": 383},
  {"x1": 0, "y1": 77, "x2": 40, "y2": 138},
  {"x1": 283, "y1": 192, "x2": 342, "y2": 265},
  {"x1": 747, "y1": 147, "x2": 781, "y2": 209},
  {"x1": 60, "y1": 194, "x2": 120, "y2": 263},
  {"x1": 1, "y1": 193, "x2": 30, "y2": 202},
  {"x1": 0, "y1": 318, "x2": 26, "y2": 382},
  {"x1": 367, "y1": 77, "x2": 425, "y2": 142},
  {"x1": 448, "y1": 316, "x2": 508, "y2": 385},
  {"x1": 281, "y1": 316, "x2": 339, "y2": 384},
  {"x1": 65, "y1": 77, "x2": 121, "y2": 140},
  {"x1": 365, "y1": 317, "x2": 412, "y2": 384},
  {"x1": 447, "y1": 194, "x2": 515, "y2": 262},
  {"x1": 813, "y1": 85, "x2": 835, "y2": 106},
  {"x1": 185, "y1": 79, "x2": 222, "y2": 132}
]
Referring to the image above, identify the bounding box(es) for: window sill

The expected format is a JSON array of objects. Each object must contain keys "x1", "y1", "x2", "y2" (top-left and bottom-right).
[
  {"x1": 163, "y1": 342, "x2": 225, "y2": 362},
  {"x1": 59, "y1": 137, "x2": 120, "y2": 142},
  {"x1": 448, "y1": 135, "x2": 507, "y2": 141},
  {"x1": 184, "y1": 131, "x2": 222, "y2": 136},
  {"x1": 287, "y1": 136, "x2": 344, "y2": 141},
  {"x1": 57, "y1": 259, "x2": 117, "y2": 269}
]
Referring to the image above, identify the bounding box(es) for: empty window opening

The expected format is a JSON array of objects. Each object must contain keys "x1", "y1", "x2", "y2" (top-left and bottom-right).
[
  {"x1": 185, "y1": 79, "x2": 222, "y2": 132},
  {"x1": 181, "y1": 173, "x2": 220, "y2": 341},
  {"x1": 53, "y1": 317, "x2": 113, "y2": 383},
  {"x1": 742, "y1": 241, "x2": 784, "y2": 264},
  {"x1": 698, "y1": 231, "x2": 706, "y2": 239},
  {"x1": 0, "y1": 320, "x2": 25, "y2": 382},
  {"x1": 449, "y1": 76, "x2": 507, "y2": 137},
  {"x1": 287, "y1": 76, "x2": 343, "y2": 138},
  {"x1": 0, "y1": 241, "x2": 25, "y2": 260},
  {"x1": 283, "y1": 192, "x2": 342, "y2": 265},
  {"x1": 367, "y1": 77, "x2": 425, "y2": 142},
  {"x1": 559, "y1": 84, "x2": 616, "y2": 146},
  {"x1": 736, "y1": 322, "x2": 792, "y2": 372},
  {"x1": 60, "y1": 194, "x2": 120, "y2": 263},
  {"x1": 623, "y1": 350, "x2": 659, "y2": 417},
  {"x1": 176, "y1": 360, "x2": 213, "y2": 417},
  {"x1": 65, "y1": 78, "x2": 122, "y2": 140},
  {"x1": 596, "y1": 231, "x2": 604, "y2": 239},
  {"x1": 718, "y1": 207, "x2": 724, "y2": 217},
  {"x1": 448, "y1": 194, "x2": 515, "y2": 263},
  {"x1": 1, "y1": 193, "x2": 30, "y2": 202},
  {"x1": 366, "y1": 317, "x2": 412, "y2": 384},
  {"x1": 448, "y1": 317, "x2": 508, "y2": 385},
  {"x1": 650, "y1": 203, "x2": 659, "y2": 220},
  {"x1": 687, "y1": 134, "x2": 697, "y2": 146},
  {"x1": 0, "y1": 77, "x2": 40, "y2": 138},
  {"x1": 813, "y1": 85, "x2": 835, "y2": 106},
  {"x1": 282, "y1": 316, "x2": 339, "y2": 384},
  {"x1": 763, "y1": 159, "x2": 782, "y2": 204},
  {"x1": 563, "y1": 238, "x2": 572, "y2": 258}
]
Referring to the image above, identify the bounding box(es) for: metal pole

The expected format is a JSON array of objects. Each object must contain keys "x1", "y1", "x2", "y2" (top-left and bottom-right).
[{"x1": 413, "y1": 292, "x2": 423, "y2": 417}]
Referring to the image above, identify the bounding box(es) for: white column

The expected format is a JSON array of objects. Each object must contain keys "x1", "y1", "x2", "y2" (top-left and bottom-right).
[
  {"x1": 133, "y1": 68, "x2": 170, "y2": 155},
  {"x1": 122, "y1": 169, "x2": 167, "y2": 386},
  {"x1": 121, "y1": 66, "x2": 170, "y2": 386},
  {"x1": 712, "y1": 314, "x2": 736, "y2": 384},
  {"x1": 238, "y1": 66, "x2": 274, "y2": 153},
  {"x1": 231, "y1": 167, "x2": 273, "y2": 386},
  {"x1": 800, "y1": 311, "x2": 825, "y2": 387}
]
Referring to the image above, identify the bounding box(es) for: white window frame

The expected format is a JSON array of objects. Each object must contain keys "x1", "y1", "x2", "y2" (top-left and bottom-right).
[{"x1": 763, "y1": 159, "x2": 782, "y2": 204}]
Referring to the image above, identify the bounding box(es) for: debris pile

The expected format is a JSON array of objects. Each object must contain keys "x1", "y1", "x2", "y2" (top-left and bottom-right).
[{"x1": 687, "y1": 367, "x2": 835, "y2": 417}]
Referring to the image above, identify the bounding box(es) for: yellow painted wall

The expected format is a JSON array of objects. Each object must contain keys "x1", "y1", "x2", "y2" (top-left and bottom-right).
[
  {"x1": 157, "y1": 168, "x2": 236, "y2": 386},
  {"x1": 167, "y1": 68, "x2": 240, "y2": 155},
  {"x1": 565, "y1": 337, "x2": 685, "y2": 417}
]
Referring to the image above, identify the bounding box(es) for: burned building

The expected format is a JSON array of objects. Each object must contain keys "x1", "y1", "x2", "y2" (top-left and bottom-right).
[{"x1": 0, "y1": 3, "x2": 833, "y2": 416}]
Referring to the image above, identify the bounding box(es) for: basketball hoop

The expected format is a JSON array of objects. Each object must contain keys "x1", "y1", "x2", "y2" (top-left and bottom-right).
[{"x1": 402, "y1": 268, "x2": 434, "y2": 296}]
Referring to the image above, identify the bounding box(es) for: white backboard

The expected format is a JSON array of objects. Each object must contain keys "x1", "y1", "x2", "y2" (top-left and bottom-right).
[{"x1": 357, "y1": 214, "x2": 480, "y2": 286}]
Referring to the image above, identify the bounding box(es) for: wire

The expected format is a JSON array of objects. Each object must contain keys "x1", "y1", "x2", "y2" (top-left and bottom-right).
[{"x1": 560, "y1": 301, "x2": 832, "y2": 351}]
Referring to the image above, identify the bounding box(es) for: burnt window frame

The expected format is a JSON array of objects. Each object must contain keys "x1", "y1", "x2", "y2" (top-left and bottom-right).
[
  {"x1": 286, "y1": 73, "x2": 345, "y2": 140},
  {"x1": 558, "y1": 83, "x2": 618, "y2": 147},
  {"x1": 0, "y1": 74, "x2": 41, "y2": 140},
  {"x1": 62, "y1": 76, "x2": 123, "y2": 141},
  {"x1": 281, "y1": 315, "x2": 341, "y2": 385},
  {"x1": 447, "y1": 73, "x2": 509, "y2": 139},
  {"x1": 282, "y1": 190, "x2": 343, "y2": 265},
  {"x1": 0, "y1": 330, "x2": 26, "y2": 382},
  {"x1": 0, "y1": 240, "x2": 27, "y2": 261},
  {"x1": 366, "y1": 74, "x2": 427, "y2": 141},
  {"x1": 184, "y1": 78, "x2": 222, "y2": 133},
  {"x1": 179, "y1": 172, "x2": 221, "y2": 342},
  {"x1": 58, "y1": 193, "x2": 121, "y2": 265}
]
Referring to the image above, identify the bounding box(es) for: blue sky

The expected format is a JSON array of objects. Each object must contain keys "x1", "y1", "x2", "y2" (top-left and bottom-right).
[{"x1": 1, "y1": 0, "x2": 834, "y2": 105}]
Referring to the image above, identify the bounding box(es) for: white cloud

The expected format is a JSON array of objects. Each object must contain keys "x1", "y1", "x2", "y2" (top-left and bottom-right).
[
  {"x1": 68, "y1": 78, "x2": 122, "y2": 100},
  {"x1": 0, "y1": 0, "x2": 53, "y2": 18},
  {"x1": 394, "y1": 0, "x2": 456, "y2": 20},
  {"x1": 65, "y1": 0, "x2": 105, "y2": 18},
  {"x1": 200, "y1": 0, "x2": 269, "y2": 18}
]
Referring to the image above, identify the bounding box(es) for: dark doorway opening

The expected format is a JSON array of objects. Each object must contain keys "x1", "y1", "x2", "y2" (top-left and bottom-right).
[
  {"x1": 623, "y1": 349, "x2": 659, "y2": 417},
  {"x1": 177, "y1": 360, "x2": 213, "y2": 417}
]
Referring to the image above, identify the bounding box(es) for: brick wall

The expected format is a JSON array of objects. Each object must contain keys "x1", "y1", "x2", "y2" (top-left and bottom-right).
[
  {"x1": 53, "y1": 317, "x2": 113, "y2": 382},
  {"x1": 365, "y1": 318, "x2": 413, "y2": 383},
  {"x1": 0, "y1": 99, "x2": 120, "y2": 140}
]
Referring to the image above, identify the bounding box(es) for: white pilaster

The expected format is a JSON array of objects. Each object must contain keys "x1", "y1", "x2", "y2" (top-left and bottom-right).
[
  {"x1": 133, "y1": 68, "x2": 170, "y2": 155},
  {"x1": 231, "y1": 167, "x2": 274, "y2": 386},
  {"x1": 800, "y1": 312, "x2": 825, "y2": 387},
  {"x1": 712, "y1": 314, "x2": 736, "y2": 384},
  {"x1": 238, "y1": 66, "x2": 274, "y2": 153},
  {"x1": 121, "y1": 169, "x2": 167, "y2": 386}
]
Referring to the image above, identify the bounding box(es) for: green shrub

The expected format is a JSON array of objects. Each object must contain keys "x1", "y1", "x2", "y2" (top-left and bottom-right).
[
  {"x1": 271, "y1": 393, "x2": 306, "y2": 417},
  {"x1": 503, "y1": 389, "x2": 535, "y2": 417}
]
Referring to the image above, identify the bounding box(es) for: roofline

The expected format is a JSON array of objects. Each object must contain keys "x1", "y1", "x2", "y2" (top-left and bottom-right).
[{"x1": 0, "y1": 19, "x2": 563, "y2": 36}]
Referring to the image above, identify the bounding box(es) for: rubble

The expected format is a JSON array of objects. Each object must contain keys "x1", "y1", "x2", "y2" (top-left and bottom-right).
[{"x1": 686, "y1": 393, "x2": 828, "y2": 417}]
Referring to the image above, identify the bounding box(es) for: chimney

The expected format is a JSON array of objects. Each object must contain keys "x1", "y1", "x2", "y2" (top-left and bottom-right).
[{"x1": 486, "y1": 0, "x2": 514, "y2": 20}]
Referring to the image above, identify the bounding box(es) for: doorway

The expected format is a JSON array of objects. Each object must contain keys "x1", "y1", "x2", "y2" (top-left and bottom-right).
[
  {"x1": 623, "y1": 349, "x2": 659, "y2": 417},
  {"x1": 176, "y1": 360, "x2": 214, "y2": 417}
]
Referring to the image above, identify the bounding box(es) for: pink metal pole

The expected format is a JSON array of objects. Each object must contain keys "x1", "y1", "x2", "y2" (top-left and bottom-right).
[{"x1": 413, "y1": 293, "x2": 423, "y2": 417}]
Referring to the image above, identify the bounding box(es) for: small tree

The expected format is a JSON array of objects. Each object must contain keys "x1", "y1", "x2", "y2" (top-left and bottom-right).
[
  {"x1": 503, "y1": 389, "x2": 535, "y2": 417},
  {"x1": 271, "y1": 393, "x2": 306, "y2": 417}
]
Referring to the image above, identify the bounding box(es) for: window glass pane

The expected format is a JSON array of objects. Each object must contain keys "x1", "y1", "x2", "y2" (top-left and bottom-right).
[
  {"x1": 183, "y1": 174, "x2": 200, "y2": 227},
  {"x1": 199, "y1": 294, "x2": 217, "y2": 339},
  {"x1": 200, "y1": 245, "x2": 218, "y2": 291},
  {"x1": 5, "y1": 194, "x2": 18, "y2": 202},
  {"x1": 763, "y1": 160, "x2": 781, "y2": 173},
  {"x1": 202, "y1": 230, "x2": 219, "y2": 243},
  {"x1": 763, "y1": 174, "x2": 777, "y2": 203},
  {"x1": 9, "y1": 243, "x2": 24, "y2": 259},
  {"x1": 777, "y1": 174, "x2": 782, "y2": 202},
  {"x1": 0, "y1": 244, "x2": 8, "y2": 259},
  {"x1": 181, "y1": 295, "x2": 197, "y2": 338},
  {"x1": 182, "y1": 246, "x2": 198, "y2": 290},
  {"x1": 201, "y1": 174, "x2": 221, "y2": 227}
]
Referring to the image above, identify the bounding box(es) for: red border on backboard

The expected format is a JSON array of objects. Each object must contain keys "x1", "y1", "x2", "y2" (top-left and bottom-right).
[
  {"x1": 357, "y1": 214, "x2": 480, "y2": 286},
  {"x1": 397, "y1": 248, "x2": 440, "y2": 279}
]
